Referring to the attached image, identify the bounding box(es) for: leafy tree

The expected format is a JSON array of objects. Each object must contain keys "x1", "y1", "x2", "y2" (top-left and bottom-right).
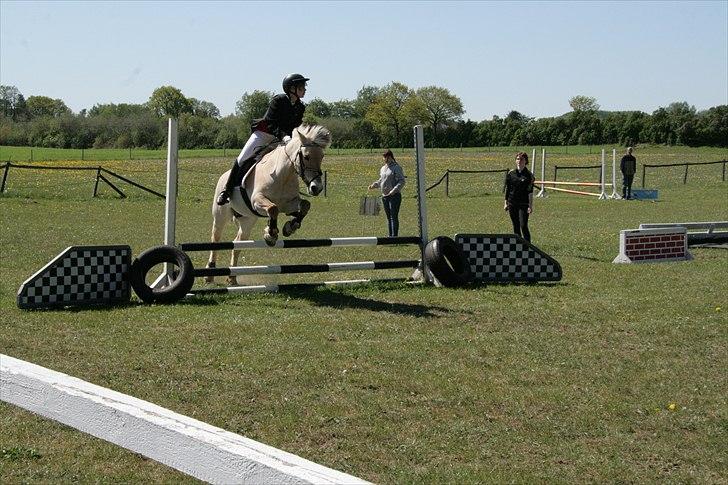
[
  {"x1": 415, "y1": 86, "x2": 464, "y2": 145},
  {"x1": 189, "y1": 98, "x2": 220, "y2": 118},
  {"x1": 88, "y1": 103, "x2": 152, "y2": 117},
  {"x1": 26, "y1": 95, "x2": 71, "y2": 118},
  {"x1": 569, "y1": 95, "x2": 600, "y2": 112},
  {"x1": 306, "y1": 98, "x2": 331, "y2": 118},
  {"x1": 235, "y1": 90, "x2": 273, "y2": 128},
  {"x1": 329, "y1": 99, "x2": 356, "y2": 118},
  {"x1": 353, "y1": 85, "x2": 380, "y2": 118},
  {"x1": 366, "y1": 82, "x2": 426, "y2": 147},
  {"x1": 0, "y1": 85, "x2": 29, "y2": 120},
  {"x1": 147, "y1": 86, "x2": 193, "y2": 118}
]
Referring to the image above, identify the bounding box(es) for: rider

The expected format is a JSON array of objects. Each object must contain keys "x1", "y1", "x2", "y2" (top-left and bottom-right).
[{"x1": 216, "y1": 73, "x2": 309, "y2": 205}]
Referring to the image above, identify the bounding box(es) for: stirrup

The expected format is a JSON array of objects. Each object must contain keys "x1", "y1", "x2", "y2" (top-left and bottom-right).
[{"x1": 216, "y1": 190, "x2": 230, "y2": 206}]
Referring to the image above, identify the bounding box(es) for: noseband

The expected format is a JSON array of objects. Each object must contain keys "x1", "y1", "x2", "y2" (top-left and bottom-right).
[{"x1": 293, "y1": 144, "x2": 323, "y2": 185}]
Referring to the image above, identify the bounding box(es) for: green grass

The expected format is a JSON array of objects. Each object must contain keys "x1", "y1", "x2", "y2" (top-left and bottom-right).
[{"x1": 1, "y1": 145, "x2": 727, "y2": 483}]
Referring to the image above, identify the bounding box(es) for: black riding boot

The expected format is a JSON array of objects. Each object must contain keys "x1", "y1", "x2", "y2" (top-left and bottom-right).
[{"x1": 216, "y1": 159, "x2": 244, "y2": 205}]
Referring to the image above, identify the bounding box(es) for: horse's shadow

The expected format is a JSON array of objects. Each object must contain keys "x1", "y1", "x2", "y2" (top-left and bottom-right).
[{"x1": 276, "y1": 286, "x2": 453, "y2": 318}]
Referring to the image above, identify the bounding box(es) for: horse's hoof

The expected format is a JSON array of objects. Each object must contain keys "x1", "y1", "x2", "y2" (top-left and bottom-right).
[
  {"x1": 264, "y1": 235, "x2": 277, "y2": 246},
  {"x1": 283, "y1": 220, "x2": 300, "y2": 237}
]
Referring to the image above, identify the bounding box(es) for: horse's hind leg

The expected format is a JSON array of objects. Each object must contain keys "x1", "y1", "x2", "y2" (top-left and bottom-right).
[{"x1": 283, "y1": 199, "x2": 310, "y2": 237}]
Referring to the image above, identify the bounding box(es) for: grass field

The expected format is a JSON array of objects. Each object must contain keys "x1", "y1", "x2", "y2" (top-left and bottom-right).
[{"x1": 1, "y1": 145, "x2": 727, "y2": 483}]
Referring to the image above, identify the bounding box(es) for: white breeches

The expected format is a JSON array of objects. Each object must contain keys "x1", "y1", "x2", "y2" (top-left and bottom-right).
[{"x1": 236, "y1": 130, "x2": 277, "y2": 165}]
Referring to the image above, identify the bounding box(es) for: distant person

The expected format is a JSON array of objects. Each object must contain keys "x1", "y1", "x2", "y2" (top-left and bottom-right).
[
  {"x1": 368, "y1": 149, "x2": 405, "y2": 237},
  {"x1": 217, "y1": 73, "x2": 309, "y2": 205},
  {"x1": 504, "y1": 151, "x2": 535, "y2": 242},
  {"x1": 620, "y1": 147, "x2": 637, "y2": 200}
]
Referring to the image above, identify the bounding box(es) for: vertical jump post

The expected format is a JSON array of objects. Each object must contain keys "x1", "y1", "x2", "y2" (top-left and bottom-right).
[
  {"x1": 152, "y1": 118, "x2": 179, "y2": 289},
  {"x1": 598, "y1": 148, "x2": 608, "y2": 199},
  {"x1": 413, "y1": 125, "x2": 430, "y2": 282},
  {"x1": 610, "y1": 148, "x2": 621, "y2": 199},
  {"x1": 536, "y1": 148, "x2": 547, "y2": 198}
]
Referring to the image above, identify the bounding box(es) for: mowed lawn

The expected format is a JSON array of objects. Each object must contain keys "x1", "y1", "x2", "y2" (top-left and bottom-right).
[{"x1": 1, "y1": 145, "x2": 727, "y2": 483}]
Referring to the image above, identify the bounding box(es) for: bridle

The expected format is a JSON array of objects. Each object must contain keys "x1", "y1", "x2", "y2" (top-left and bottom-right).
[{"x1": 290, "y1": 143, "x2": 323, "y2": 185}]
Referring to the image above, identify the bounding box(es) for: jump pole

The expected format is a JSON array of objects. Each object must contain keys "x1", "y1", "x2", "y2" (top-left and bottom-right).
[
  {"x1": 413, "y1": 125, "x2": 431, "y2": 283},
  {"x1": 152, "y1": 118, "x2": 179, "y2": 289},
  {"x1": 536, "y1": 148, "x2": 547, "y2": 198},
  {"x1": 598, "y1": 149, "x2": 608, "y2": 199},
  {"x1": 610, "y1": 148, "x2": 621, "y2": 199}
]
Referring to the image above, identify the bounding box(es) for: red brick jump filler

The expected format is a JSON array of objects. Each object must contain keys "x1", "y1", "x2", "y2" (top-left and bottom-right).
[{"x1": 613, "y1": 227, "x2": 693, "y2": 263}]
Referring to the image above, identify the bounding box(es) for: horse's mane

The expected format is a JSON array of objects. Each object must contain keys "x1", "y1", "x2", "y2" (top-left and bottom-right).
[{"x1": 294, "y1": 124, "x2": 332, "y2": 149}]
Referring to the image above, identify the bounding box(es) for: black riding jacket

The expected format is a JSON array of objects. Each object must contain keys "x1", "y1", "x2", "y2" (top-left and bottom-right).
[
  {"x1": 504, "y1": 168, "x2": 535, "y2": 206},
  {"x1": 252, "y1": 94, "x2": 305, "y2": 140}
]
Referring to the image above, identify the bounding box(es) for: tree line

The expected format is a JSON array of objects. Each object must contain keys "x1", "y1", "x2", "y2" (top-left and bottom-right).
[{"x1": 1, "y1": 84, "x2": 726, "y2": 150}]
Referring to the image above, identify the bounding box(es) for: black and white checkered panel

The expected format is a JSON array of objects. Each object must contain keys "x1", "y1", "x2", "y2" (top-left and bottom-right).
[
  {"x1": 455, "y1": 234, "x2": 562, "y2": 283},
  {"x1": 17, "y1": 246, "x2": 131, "y2": 309}
]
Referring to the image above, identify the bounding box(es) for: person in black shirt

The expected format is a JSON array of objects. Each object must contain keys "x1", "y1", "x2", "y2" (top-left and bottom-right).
[
  {"x1": 620, "y1": 147, "x2": 637, "y2": 199},
  {"x1": 217, "y1": 73, "x2": 309, "y2": 205},
  {"x1": 504, "y1": 151, "x2": 535, "y2": 242}
]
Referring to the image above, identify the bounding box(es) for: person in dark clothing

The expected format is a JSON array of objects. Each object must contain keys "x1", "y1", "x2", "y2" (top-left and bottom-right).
[
  {"x1": 620, "y1": 147, "x2": 637, "y2": 199},
  {"x1": 216, "y1": 73, "x2": 309, "y2": 205},
  {"x1": 504, "y1": 151, "x2": 535, "y2": 242}
]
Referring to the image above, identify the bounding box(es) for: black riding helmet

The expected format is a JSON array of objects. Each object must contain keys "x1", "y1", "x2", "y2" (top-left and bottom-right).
[{"x1": 282, "y1": 73, "x2": 310, "y2": 94}]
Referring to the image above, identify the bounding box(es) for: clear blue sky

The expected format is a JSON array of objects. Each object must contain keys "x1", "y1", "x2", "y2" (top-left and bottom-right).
[{"x1": 1, "y1": 0, "x2": 726, "y2": 120}]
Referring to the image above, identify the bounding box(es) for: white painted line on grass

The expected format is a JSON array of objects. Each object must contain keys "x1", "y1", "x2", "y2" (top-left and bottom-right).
[{"x1": 0, "y1": 354, "x2": 370, "y2": 485}]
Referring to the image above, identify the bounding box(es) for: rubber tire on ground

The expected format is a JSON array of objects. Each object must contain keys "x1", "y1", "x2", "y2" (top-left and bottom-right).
[
  {"x1": 423, "y1": 236, "x2": 471, "y2": 287},
  {"x1": 129, "y1": 245, "x2": 194, "y2": 304}
]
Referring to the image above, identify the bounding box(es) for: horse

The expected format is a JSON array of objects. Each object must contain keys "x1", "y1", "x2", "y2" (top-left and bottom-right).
[{"x1": 207, "y1": 124, "x2": 332, "y2": 285}]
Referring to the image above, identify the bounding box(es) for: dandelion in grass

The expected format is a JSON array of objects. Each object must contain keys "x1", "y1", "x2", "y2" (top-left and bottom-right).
[{"x1": 668, "y1": 403, "x2": 676, "y2": 411}]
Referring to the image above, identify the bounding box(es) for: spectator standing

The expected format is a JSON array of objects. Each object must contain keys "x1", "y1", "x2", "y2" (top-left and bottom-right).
[
  {"x1": 504, "y1": 151, "x2": 535, "y2": 242},
  {"x1": 620, "y1": 147, "x2": 637, "y2": 199},
  {"x1": 368, "y1": 149, "x2": 406, "y2": 237}
]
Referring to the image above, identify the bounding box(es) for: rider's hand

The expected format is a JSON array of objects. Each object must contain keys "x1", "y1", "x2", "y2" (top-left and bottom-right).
[{"x1": 282, "y1": 135, "x2": 291, "y2": 144}]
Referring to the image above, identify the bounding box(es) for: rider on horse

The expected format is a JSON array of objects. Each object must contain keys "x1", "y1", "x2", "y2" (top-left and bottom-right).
[{"x1": 216, "y1": 73, "x2": 309, "y2": 206}]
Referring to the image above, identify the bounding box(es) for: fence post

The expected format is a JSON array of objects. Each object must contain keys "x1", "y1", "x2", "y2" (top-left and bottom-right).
[
  {"x1": 445, "y1": 171, "x2": 450, "y2": 198},
  {"x1": 1, "y1": 162, "x2": 10, "y2": 192},
  {"x1": 683, "y1": 164, "x2": 688, "y2": 184},
  {"x1": 642, "y1": 165, "x2": 646, "y2": 188},
  {"x1": 553, "y1": 165, "x2": 557, "y2": 182},
  {"x1": 93, "y1": 167, "x2": 101, "y2": 197},
  {"x1": 30, "y1": 149, "x2": 33, "y2": 162}
]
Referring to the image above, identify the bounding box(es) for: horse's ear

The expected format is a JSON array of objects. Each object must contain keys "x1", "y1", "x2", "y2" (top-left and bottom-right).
[{"x1": 296, "y1": 127, "x2": 308, "y2": 145}]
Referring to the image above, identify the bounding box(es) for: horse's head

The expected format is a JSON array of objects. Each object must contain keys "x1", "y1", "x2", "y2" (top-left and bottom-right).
[{"x1": 291, "y1": 125, "x2": 332, "y2": 196}]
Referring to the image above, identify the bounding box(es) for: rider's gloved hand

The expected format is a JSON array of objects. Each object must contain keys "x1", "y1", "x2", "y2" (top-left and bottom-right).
[{"x1": 282, "y1": 135, "x2": 291, "y2": 144}]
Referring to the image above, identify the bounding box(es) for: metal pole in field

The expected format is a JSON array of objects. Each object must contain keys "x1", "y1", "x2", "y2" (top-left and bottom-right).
[
  {"x1": 1, "y1": 162, "x2": 10, "y2": 192},
  {"x1": 598, "y1": 149, "x2": 608, "y2": 199},
  {"x1": 152, "y1": 118, "x2": 179, "y2": 289},
  {"x1": 413, "y1": 125, "x2": 430, "y2": 283},
  {"x1": 536, "y1": 148, "x2": 547, "y2": 197},
  {"x1": 610, "y1": 148, "x2": 620, "y2": 199}
]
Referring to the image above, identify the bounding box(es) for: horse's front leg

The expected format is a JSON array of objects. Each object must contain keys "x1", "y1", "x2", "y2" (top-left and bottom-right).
[
  {"x1": 252, "y1": 194, "x2": 279, "y2": 246},
  {"x1": 283, "y1": 199, "x2": 310, "y2": 237}
]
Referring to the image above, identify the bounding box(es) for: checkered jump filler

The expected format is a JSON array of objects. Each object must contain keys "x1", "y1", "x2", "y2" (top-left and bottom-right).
[
  {"x1": 17, "y1": 245, "x2": 131, "y2": 309},
  {"x1": 455, "y1": 234, "x2": 562, "y2": 283}
]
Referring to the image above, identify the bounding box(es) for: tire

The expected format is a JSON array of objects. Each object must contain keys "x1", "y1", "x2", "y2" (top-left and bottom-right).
[
  {"x1": 129, "y1": 245, "x2": 194, "y2": 304},
  {"x1": 423, "y1": 236, "x2": 471, "y2": 287}
]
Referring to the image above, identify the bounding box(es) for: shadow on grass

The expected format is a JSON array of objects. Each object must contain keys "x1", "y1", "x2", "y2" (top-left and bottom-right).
[{"x1": 278, "y1": 286, "x2": 454, "y2": 317}]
